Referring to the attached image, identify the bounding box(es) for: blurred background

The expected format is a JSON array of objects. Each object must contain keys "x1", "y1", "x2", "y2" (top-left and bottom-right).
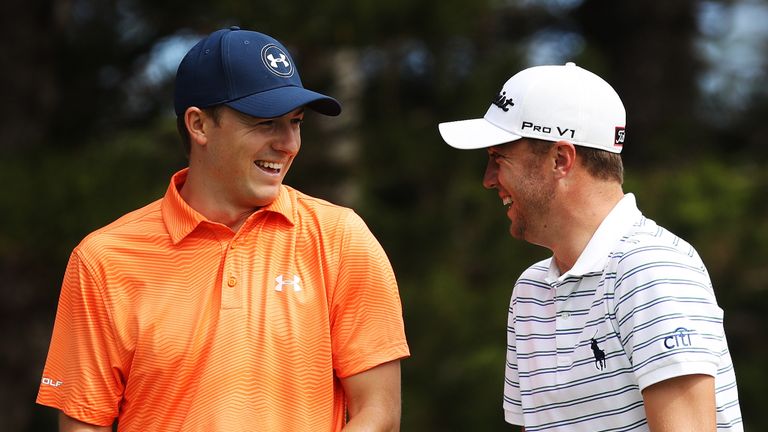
[{"x1": 2, "y1": 0, "x2": 767, "y2": 430}]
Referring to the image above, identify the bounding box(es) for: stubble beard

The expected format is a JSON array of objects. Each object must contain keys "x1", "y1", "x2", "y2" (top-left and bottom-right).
[{"x1": 508, "y1": 171, "x2": 556, "y2": 243}]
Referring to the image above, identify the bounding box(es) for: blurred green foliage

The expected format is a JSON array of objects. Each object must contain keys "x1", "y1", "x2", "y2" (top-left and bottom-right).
[{"x1": 2, "y1": 0, "x2": 766, "y2": 430}]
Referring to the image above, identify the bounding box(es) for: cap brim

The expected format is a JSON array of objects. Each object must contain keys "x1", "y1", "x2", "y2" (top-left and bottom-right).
[
  {"x1": 438, "y1": 118, "x2": 522, "y2": 149},
  {"x1": 226, "y1": 86, "x2": 342, "y2": 118}
]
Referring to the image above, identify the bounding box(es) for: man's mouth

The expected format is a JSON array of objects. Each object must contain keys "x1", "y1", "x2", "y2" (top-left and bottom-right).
[
  {"x1": 502, "y1": 196, "x2": 513, "y2": 207},
  {"x1": 254, "y1": 160, "x2": 283, "y2": 174}
]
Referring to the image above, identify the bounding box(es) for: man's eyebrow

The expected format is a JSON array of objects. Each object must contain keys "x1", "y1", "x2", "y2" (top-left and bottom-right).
[{"x1": 229, "y1": 109, "x2": 262, "y2": 123}]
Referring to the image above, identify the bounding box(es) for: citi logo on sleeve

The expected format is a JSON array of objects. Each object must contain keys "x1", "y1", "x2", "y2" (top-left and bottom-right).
[
  {"x1": 663, "y1": 327, "x2": 695, "y2": 349},
  {"x1": 274, "y1": 274, "x2": 301, "y2": 292}
]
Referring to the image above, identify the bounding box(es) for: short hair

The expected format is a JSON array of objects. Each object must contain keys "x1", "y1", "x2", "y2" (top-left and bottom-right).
[
  {"x1": 525, "y1": 138, "x2": 624, "y2": 184},
  {"x1": 176, "y1": 105, "x2": 224, "y2": 157}
]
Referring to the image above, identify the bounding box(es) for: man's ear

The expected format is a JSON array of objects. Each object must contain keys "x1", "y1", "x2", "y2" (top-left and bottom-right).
[
  {"x1": 184, "y1": 107, "x2": 209, "y2": 147},
  {"x1": 552, "y1": 140, "x2": 576, "y2": 178}
]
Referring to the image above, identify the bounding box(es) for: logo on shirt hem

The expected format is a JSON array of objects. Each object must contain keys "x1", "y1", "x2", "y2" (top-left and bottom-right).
[{"x1": 41, "y1": 377, "x2": 63, "y2": 387}]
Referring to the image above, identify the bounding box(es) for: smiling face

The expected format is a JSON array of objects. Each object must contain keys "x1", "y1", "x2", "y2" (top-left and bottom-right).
[
  {"x1": 196, "y1": 106, "x2": 304, "y2": 211},
  {"x1": 482, "y1": 139, "x2": 555, "y2": 243}
]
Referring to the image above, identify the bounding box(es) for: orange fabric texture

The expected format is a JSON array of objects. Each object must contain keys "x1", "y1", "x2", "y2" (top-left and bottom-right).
[{"x1": 37, "y1": 169, "x2": 410, "y2": 431}]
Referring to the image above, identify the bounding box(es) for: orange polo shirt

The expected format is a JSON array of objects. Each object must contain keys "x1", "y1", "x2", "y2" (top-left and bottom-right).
[{"x1": 37, "y1": 169, "x2": 410, "y2": 431}]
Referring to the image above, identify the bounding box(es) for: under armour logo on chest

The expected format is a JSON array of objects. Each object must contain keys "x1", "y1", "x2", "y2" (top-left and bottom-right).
[{"x1": 275, "y1": 275, "x2": 301, "y2": 292}]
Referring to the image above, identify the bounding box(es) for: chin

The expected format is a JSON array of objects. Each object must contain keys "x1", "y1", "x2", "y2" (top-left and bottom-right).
[
  {"x1": 249, "y1": 187, "x2": 282, "y2": 207},
  {"x1": 508, "y1": 222, "x2": 527, "y2": 241}
]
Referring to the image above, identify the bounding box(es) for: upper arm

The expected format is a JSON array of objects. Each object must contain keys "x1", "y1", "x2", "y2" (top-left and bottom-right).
[
  {"x1": 330, "y1": 212, "x2": 409, "y2": 377},
  {"x1": 59, "y1": 412, "x2": 112, "y2": 432},
  {"x1": 641, "y1": 374, "x2": 716, "y2": 432},
  {"x1": 611, "y1": 243, "x2": 725, "y2": 390},
  {"x1": 339, "y1": 360, "x2": 402, "y2": 431},
  {"x1": 38, "y1": 251, "x2": 124, "y2": 425}
]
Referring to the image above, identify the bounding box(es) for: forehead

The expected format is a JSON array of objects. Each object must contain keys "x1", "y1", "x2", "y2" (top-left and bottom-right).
[
  {"x1": 487, "y1": 140, "x2": 524, "y2": 155},
  {"x1": 225, "y1": 106, "x2": 305, "y2": 122}
]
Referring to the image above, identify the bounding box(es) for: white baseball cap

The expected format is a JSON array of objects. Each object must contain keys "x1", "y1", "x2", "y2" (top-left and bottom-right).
[{"x1": 438, "y1": 62, "x2": 626, "y2": 153}]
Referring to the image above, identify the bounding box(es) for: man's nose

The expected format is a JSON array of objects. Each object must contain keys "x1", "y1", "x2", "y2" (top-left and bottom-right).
[
  {"x1": 272, "y1": 122, "x2": 301, "y2": 154},
  {"x1": 482, "y1": 159, "x2": 499, "y2": 190}
]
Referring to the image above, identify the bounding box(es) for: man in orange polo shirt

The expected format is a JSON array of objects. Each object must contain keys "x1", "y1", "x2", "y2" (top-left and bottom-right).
[{"x1": 37, "y1": 27, "x2": 410, "y2": 431}]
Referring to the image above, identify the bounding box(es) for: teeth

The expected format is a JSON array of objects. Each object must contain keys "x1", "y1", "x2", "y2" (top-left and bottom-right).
[
  {"x1": 255, "y1": 161, "x2": 283, "y2": 170},
  {"x1": 502, "y1": 197, "x2": 512, "y2": 206}
]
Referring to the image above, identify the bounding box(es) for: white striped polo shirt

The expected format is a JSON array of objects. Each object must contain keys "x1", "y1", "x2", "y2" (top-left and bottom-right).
[{"x1": 503, "y1": 193, "x2": 743, "y2": 431}]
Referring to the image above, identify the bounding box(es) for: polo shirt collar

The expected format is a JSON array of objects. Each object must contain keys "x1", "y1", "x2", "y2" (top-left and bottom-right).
[
  {"x1": 162, "y1": 168, "x2": 295, "y2": 244},
  {"x1": 547, "y1": 193, "x2": 642, "y2": 282}
]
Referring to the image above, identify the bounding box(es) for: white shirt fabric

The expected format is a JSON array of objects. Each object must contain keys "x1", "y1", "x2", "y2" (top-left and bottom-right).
[{"x1": 503, "y1": 194, "x2": 743, "y2": 431}]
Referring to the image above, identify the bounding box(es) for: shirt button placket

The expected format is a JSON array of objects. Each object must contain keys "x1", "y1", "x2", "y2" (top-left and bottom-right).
[{"x1": 221, "y1": 235, "x2": 242, "y2": 309}]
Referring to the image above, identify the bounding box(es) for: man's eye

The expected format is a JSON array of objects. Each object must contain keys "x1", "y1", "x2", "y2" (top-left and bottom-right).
[{"x1": 492, "y1": 153, "x2": 511, "y2": 164}]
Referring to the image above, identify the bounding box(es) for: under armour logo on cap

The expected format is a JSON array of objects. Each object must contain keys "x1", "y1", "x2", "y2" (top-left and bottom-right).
[
  {"x1": 262, "y1": 44, "x2": 294, "y2": 77},
  {"x1": 267, "y1": 53, "x2": 289, "y2": 68}
]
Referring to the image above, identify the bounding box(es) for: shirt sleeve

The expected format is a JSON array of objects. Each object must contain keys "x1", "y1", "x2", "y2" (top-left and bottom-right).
[
  {"x1": 612, "y1": 242, "x2": 725, "y2": 391},
  {"x1": 329, "y1": 211, "x2": 410, "y2": 378},
  {"x1": 36, "y1": 248, "x2": 124, "y2": 426},
  {"x1": 503, "y1": 290, "x2": 524, "y2": 426}
]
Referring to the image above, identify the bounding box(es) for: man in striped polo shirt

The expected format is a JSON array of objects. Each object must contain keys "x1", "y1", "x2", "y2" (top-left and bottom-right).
[
  {"x1": 38, "y1": 27, "x2": 410, "y2": 431},
  {"x1": 438, "y1": 63, "x2": 742, "y2": 431}
]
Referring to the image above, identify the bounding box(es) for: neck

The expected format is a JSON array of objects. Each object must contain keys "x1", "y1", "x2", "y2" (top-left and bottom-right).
[
  {"x1": 546, "y1": 181, "x2": 624, "y2": 274},
  {"x1": 179, "y1": 167, "x2": 255, "y2": 233}
]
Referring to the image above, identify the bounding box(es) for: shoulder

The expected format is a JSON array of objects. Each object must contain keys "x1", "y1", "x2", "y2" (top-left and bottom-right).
[
  {"x1": 607, "y1": 216, "x2": 712, "y2": 296},
  {"x1": 76, "y1": 199, "x2": 164, "y2": 258},
  {"x1": 517, "y1": 258, "x2": 551, "y2": 281},
  {"x1": 612, "y1": 216, "x2": 704, "y2": 269},
  {"x1": 286, "y1": 186, "x2": 366, "y2": 230},
  {"x1": 279, "y1": 187, "x2": 380, "y2": 256},
  {"x1": 514, "y1": 258, "x2": 553, "y2": 296}
]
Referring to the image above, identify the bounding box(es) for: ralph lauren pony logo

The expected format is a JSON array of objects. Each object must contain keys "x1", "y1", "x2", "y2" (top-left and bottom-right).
[
  {"x1": 590, "y1": 338, "x2": 606, "y2": 370},
  {"x1": 492, "y1": 91, "x2": 515, "y2": 112}
]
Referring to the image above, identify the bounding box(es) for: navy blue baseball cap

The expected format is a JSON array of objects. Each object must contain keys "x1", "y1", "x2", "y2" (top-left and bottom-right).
[{"x1": 174, "y1": 26, "x2": 341, "y2": 118}]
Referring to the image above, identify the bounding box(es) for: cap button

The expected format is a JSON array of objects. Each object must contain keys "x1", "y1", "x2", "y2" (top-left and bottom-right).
[
  {"x1": 565, "y1": 62, "x2": 576, "y2": 67},
  {"x1": 230, "y1": 25, "x2": 241, "y2": 31}
]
